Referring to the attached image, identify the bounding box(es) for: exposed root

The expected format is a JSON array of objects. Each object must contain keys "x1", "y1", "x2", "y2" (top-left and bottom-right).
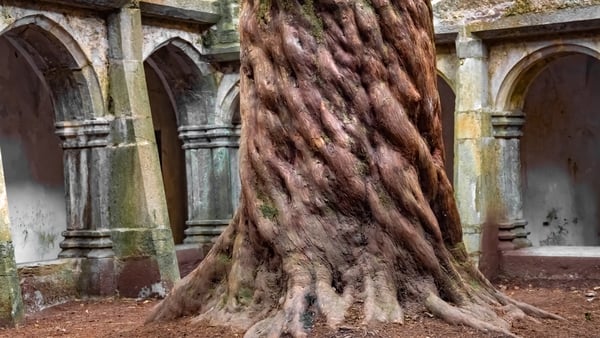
[
  {"x1": 362, "y1": 272, "x2": 404, "y2": 325},
  {"x1": 425, "y1": 293, "x2": 517, "y2": 338},
  {"x1": 496, "y1": 291, "x2": 565, "y2": 320}
]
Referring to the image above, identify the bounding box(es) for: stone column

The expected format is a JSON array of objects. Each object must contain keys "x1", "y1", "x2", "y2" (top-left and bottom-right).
[
  {"x1": 106, "y1": 5, "x2": 179, "y2": 297},
  {"x1": 0, "y1": 149, "x2": 24, "y2": 327},
  {"x1": 454, "y1": 33, "x2": 493, "y2": 262},
  {"x1": 55, "y1": 119, "x2": 112, "y2": 259},
  {"x1": 229, "y1": 124, "x2": 242, "y2": 211},
  {"x1": 491, "y1": 110, "x2": 530, "y2": 250},
  {"x1": 179, "y1": 124, "x2": 240, "y2": 244}
]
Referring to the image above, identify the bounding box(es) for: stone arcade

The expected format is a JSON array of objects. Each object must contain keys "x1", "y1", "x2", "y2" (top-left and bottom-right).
[{"x1": 0, "y1": 0, "x2": 599, "y2": 327}]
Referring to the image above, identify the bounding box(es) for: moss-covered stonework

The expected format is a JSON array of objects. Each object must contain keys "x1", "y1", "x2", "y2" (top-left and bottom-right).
[
  {"x1": 0, "y1": 242, "x2": 23, "y2": 327},
  {"x1": 18, "y1": 259, "x2": 81, "y2": 313},
  {"x1": 106, "y1": 7, "x2": 179, "y2": 297},
  {"x1": 433, "y1": 0, "x2": 600, "y2": 23},
  {"x1": 0, "y1": 150, "x2": 23, "y2": 326}
]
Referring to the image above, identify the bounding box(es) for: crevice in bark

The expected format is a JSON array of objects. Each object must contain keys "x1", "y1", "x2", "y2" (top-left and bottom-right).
[{"x1": 146, "y1": 0, "x2": 562, "y2": 337}]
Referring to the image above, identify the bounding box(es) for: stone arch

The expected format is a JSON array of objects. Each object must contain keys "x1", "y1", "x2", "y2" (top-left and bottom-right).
[
  {"x1": 517, "y1": 52, "x2": 600, "y2": 247},
  {"x1": 496, "y1": 43, "x2": 600, "y2": 111},
  {"x1": 215, "y1": 74, "x2": 240, "y2": 125},
  {"x1": 145, "y1": 38, "x2": 217, "y2": 126},
  {"x1": 0, "y1": 15, "x2": 109, "y2": 262},
  {"x1": 1, "y1": 15, "x2": 105, "y2": 121},
  {"x1": 436, "y1": 69, "x2": 455, "y2": 93}
]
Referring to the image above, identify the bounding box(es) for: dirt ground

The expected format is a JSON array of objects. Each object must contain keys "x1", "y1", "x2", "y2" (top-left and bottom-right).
[{"x1": 1, "y1": 278, "x2": 599, "y2": 338}]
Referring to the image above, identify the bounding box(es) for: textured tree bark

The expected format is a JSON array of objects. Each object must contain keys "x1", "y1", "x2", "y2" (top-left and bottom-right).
[{"x1": 147, "y1": 0, "x2": 561, "y2": 336}]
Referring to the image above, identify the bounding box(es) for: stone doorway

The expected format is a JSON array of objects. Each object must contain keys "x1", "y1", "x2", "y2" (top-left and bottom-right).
[
  {"x1": 521, "y1": 53, "x2": 600, "y2": 247},
  {"x1": 0, "y1": 36, "x2": 65, "y2": 263},
  {"x1": 144, "y1": 62, "x2": 188, "y2": 245},
  {"x1": 437, "y1": 75, "x2": 456, "y2": 185}
]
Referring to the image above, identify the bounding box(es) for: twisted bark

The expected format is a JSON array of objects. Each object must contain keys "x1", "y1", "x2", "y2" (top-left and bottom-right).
[{"x1": 147, "y1": 0, "x2": 561, "y2": 336}]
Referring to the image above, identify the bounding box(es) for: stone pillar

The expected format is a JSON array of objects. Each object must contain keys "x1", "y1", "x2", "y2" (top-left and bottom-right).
[
  {"x1": 454, "y1": 33, "x2": 493, "y2": 262},
  {"x1": 491, "y1": 110, "x2": 530, "y2": 250},
  {"x1": 229, "y1": 124, "x2": 242, "y2": 211},
  {"x1": 106, "y1": 5, "x2": 179, "y2": 297},
  {"x1": 203, "y1": 0, "x2": 240, "y2": 60},
  {"x1": 55, "y1": 119, "x2": 112, "y2": 259},
  {"x1": 179, "y1": 124, "x2": 240, "y2": 244},
  {"x1": 0, "y1": 149, "x2": 24, "y2": 327}
]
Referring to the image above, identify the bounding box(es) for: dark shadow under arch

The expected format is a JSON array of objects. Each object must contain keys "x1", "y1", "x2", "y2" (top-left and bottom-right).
[
  {"x1": 145, "y1": 38, "x2": 217, "y2": 126},
  {"x1": 437, "y1": 75, "x2": 456, "y2": 185},
  {"x1": 144, "y1": 39, "x2": 217, "y2": 244},
  {"x1": 520, "y1": 53, "x2": 600, "y2": 247}
]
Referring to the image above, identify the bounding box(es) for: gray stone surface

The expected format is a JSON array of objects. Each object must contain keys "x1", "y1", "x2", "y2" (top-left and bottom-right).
[
  {"x1": 0, "y1": 149, "x2": 24, "y2": 327},
  {"x1": 106, "y1": 7, "x2": 179, "y2": 296}
]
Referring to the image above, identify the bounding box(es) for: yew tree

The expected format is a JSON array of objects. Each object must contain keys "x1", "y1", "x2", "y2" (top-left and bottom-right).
[{"x1": 147, "y1": 0, "x2": 560, "y2": 336}]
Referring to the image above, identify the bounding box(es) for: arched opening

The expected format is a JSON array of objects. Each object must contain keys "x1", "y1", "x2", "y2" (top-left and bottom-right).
[
  {"x1": 437, "y1": 75, "x2": 456, "y2": 184},
  {"x1": 144, "y1": 40, "x2": 217, "y2": 245},
  {"x1": 0, "y1": 35, "x2": 64, "y2": 263},
  {"x1": 521, "y1": 53, "x2": 600, "y2": 246},
  {"x1": 0, "y1": 16, "x2": 105, "y2": 263},
  {"x1": 144, "y1": 58, "x2": 188, "y2": 245},
  {"x1": 0, "y1": 25, "x2": 75, "y2": 263}
]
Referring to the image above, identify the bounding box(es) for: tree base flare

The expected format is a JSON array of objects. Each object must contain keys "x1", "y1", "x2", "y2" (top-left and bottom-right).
[{"x1": 146, "y1": 225, "x2": 562, "y2": 338}]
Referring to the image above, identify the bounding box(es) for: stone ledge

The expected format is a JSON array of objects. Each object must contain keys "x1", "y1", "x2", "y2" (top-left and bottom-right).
[
  {"x1": 434, "y1": 24, "x2": 459, "y2": 45},
  {"x1": 500, "y1": 246, "x2": 600, "y2": 281},
  {"x1": 18, "y1": 259, "x2": 83, "y2": 313},
  {"x1": 38, "y1": 0, "x2": 129, "y2": 10},
  {"x1": 38, "y1": 0, "x2": 221, "y2": 24},
  {"x1": 468, "y1": 5, "x2": 600, "y2": 41},
  {"x1": 140, "y1": 0, "x2": 220, "y2": 24}
]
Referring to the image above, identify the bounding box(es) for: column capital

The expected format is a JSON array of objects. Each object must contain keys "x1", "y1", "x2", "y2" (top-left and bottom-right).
[
  {"x1": 55, "y1": 119, "x2": 111, "y2": 149},
  {"x1": 179, "y1": 124, "x2": 241, "y2": 149},
  {"x1": 491, "y1": 110, "x2": 525, "y2": 139},
  {"x1": 456, "y1": 35, "x2": 488, "y2": 59}
]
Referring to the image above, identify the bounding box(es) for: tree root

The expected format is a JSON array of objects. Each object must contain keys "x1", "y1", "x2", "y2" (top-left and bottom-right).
[
  {"x1": 424, "y1": 290, "x2": 565, "y2": 338},
  {"x1": 425, "y1": 293, "x2": 518, "y2": 338}
]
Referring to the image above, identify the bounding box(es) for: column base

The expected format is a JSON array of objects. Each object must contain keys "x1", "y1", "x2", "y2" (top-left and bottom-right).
[
  {"x1": 498, "y1": 219, "x2": 531, "y2": 251},
  {"x1": 183, "y1": 219, "x2": 230, "y2": 244},
  {"x1": 59, "y1": 229, "x2": 113, "y2": 258},
  {"x1": 111, "y1": 227, "x2": 179, "y2": 298}
]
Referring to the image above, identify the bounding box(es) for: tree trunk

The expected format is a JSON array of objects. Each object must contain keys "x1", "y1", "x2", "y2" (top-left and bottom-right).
[{"x1": 147, "y1": 0, "x2": 561, "y2": 336}]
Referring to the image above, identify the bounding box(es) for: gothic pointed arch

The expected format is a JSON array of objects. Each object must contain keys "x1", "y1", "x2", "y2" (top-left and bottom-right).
[
  {"x1": 1, "y1": 14, "x2": 105, "y2": 122},
  {"x1": 145, "y1": 38, "x2": 217, "y2": 126}
]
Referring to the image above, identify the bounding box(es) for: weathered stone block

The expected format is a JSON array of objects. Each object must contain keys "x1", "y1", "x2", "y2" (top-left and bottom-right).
[
  {"x1": 115, "y1": 257, "x2": 162, "y2": 298},
  {"x1": 79, "y1": 258, "x2": 115, "y2": 296},
  {"x1": 110, "y1": 228, "x2": 156, "y2": 258},
  {"x1": 18, "y1": 259, "x2": 81, "y2": 313}
]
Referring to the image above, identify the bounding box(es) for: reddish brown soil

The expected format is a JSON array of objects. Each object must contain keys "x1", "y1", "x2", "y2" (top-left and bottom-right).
[{"x1": 1, "y1": 279, "x2": 599, "y2": 338}]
